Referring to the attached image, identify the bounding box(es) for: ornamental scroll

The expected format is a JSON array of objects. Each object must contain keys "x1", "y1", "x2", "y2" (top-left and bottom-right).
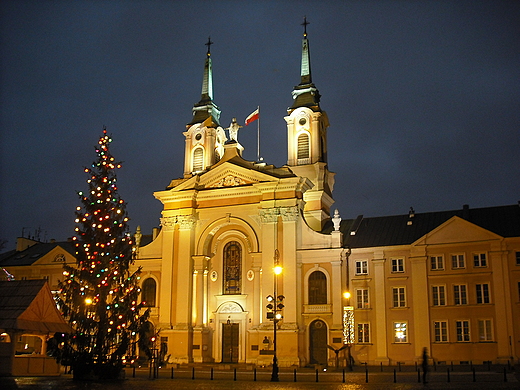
[
  {"x1": 160, "y1": 215, "x2": 196, "y2": 230},
  {"x1": 259, "y1": 206, "x2": 299, "y2": 223}
]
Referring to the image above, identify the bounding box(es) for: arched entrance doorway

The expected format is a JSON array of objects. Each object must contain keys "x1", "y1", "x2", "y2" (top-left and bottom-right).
[
  {"x1": 309, "y1": 319, "x2": 328, "y2": 365},
  {"x1": 221, "y1": 321, "x2": 239, "y2": 363},
  {"x1": 215, "y1": 301, "x2": 246, "y2": 363}
]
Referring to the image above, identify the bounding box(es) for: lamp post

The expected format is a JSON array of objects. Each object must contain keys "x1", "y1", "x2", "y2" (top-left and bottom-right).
[
  {"x1": 343, "y1": 291, "x2": 354, "y2": 370},
  {"x1": 266, "y1": 249, "x2": 284, "y2": 382}
]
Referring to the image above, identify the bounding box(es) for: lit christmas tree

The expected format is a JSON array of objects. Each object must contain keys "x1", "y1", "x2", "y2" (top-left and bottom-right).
[{"x1": 57, "y1": 128, "x2": 149, "y2": 380}]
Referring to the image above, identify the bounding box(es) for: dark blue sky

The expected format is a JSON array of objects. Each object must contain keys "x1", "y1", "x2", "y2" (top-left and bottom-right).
[{"x1": 1, "y1": 1, "x2": 519, "y2": 249}]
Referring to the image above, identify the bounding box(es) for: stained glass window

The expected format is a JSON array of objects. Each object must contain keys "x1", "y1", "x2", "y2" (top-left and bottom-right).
[{"x1": 223, "y1": 241, "x2": 241, "y2": 295}]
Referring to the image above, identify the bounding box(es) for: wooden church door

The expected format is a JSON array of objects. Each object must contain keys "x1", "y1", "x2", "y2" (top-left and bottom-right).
[
  {"x1": 222, "y1": 322, "x2": 239, "y2": 363},
  {"x1": 309, "y1": 319, "x2": 328, "y2": 365}
]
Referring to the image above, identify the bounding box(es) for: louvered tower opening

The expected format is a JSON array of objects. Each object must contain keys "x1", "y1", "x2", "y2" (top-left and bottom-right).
[{"x1": 297, "y1": 133, "x2": 310, "y2": 164}]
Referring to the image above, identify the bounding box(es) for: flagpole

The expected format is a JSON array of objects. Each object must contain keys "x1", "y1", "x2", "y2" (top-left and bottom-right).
[{"x1": 257, "y1": 106, "x2": 260, "y2": 162}]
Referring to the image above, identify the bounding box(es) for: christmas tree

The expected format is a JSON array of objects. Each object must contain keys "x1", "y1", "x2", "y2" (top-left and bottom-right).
[{"x1": 57, "y1": 128, "x2": 149, "y2": 380}]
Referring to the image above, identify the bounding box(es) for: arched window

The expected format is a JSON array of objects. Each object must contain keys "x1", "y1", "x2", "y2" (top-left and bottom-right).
[
  {"x1": 308, "y1": 270, "x2": 327, "y2": 304},
  {"x1": 192, "y1": 147, "x2": 204, "y2": 171},
  {"x1": 297, "y1": 132, "x2": 310, "y2": 164},
  {"x1": 223, "y1": 241, "x2": 242, "y2": 295},
  {"x1": 141, "y1": 278, "x2": 156, "y2": 307}
]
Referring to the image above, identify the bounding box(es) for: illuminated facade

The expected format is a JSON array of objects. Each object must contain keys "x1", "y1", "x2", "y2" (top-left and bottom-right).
[
  {"x1": 2, "y1": 26, "x2": 520, "y2": 368},
  {"x1": 132, "y1": 26, "x2": 520, "y2": 366}
]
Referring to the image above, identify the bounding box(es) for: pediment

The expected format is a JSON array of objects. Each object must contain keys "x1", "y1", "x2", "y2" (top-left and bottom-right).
[
  {"x1": 171, "y1": 162, "x2": 281, "y2": 191},
  {"x1": 413, "y1": 216, "x2": 502, "y2": 246},
  {"x1": 32, "y1": 245, "x2": 73, "y2": 265}
]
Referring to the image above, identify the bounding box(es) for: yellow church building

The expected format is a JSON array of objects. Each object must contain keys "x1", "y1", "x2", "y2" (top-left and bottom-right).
[
  {"x1": 132, "y1": 28, "x2": 520, "y2": 367},
  {"x1": 2, "y1": 26, "x2": 519, "y2": 369}
]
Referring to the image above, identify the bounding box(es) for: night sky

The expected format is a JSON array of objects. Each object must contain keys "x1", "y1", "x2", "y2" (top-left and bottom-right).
[{"x1": 1, "y1": 1, "x2": 519, "y2": 250}]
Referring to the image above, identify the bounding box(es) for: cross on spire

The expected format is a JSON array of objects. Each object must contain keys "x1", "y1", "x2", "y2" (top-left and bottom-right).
[
  {"x1": 205, "y1": 36, "x2": 213, "y2": 56},
  {"x1": 302, "y1": 16, "x2": 309, "y2": 37}
]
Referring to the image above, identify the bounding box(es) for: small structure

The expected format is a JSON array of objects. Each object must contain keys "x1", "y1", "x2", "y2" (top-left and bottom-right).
[{"x1": 0, "y1": 280, "x2": 71, "y2": 376}]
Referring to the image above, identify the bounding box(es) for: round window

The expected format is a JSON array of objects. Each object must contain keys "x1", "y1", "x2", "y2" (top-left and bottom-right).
[
  {"x1": 195, "y1": 133, "x2": 202, "y2": 141},
  {"x1": 299, "y1": 117, "x2": 307, "y2": 126}
]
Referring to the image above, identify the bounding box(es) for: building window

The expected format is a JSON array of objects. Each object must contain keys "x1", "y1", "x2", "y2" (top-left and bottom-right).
[
  {"x1": 516, "y1": 252, "x2": 520, "y2": 265},
  {"x1": 356, "y1": 289, "x2": 369, "y2": 309},
  {"x1": 192, "y1": 147, "x2": 204, "y2": 171},
  {"x1": 391, "y1": 258, "x2": 404, "y2": 273},
  {"x1": 297, "y1": 132, "x2": 310, "y2": 163},
  {"x1": 476, "y1": 283, "x2": 490, "y2": 304},
  {"x1": 430, "y1": 256, "x2": 444, "y2": 270},
  {"x1": 456, "y1": 320, "x2": 470, "y2": 342},
  {"x1": 434, "y1": 321, "x2": 448, "y2": 342},
  {"x1": 355, "y1": 260, "x2": 368, "y2": 275},
  {"x1": 392, "y1": 287, "x2": 406, "y2": 308},
  {"x1": 357, "y1": 323, "x2": 370, "y2": 343},
  {"x1": 478, "y1": 319, "x2": 493, "y2": 341},
  {"x1": 308, "y1": 270, "x2": 327, "y2": 304},
  {"x1": 394, "y1": 322, "x2": 407, "y2": 343},
  {"x1": 141, "y1": 278, "x2": 157, "y2": 307},
  {"x1": 223, "y1": 241, "x2": 242, "y2": 295},
  {"x1": 454, "y1": 284, "x2": 467, "y2": 305},
  {"x1": 451, "y1": 254, "x2": 465, "y2": 269},
  {"x1": 432, "y1": 285, "x2": 446, "y2": 306},
  {"x1": 473, "y1": 253, "x2": 487, "y2": 267}
]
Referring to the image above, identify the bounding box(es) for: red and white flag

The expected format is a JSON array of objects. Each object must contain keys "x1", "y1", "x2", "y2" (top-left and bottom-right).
[{"x1": 245, "y1": 108, "x2": 259, "y2": 126}]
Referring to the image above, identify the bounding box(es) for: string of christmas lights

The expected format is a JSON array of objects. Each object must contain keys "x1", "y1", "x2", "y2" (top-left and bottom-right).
[{"x1": 56, "y1": 128, "x2": 150, "y2": 377}]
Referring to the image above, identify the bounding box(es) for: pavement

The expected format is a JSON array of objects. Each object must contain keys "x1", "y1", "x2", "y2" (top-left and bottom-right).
[{"x1": 1, "y1": 364, "x2": 518, "y2": 389}]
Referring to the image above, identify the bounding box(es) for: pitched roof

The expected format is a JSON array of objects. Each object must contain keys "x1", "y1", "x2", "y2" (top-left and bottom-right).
[
  {"x1": 0, "y1": 280, "x2": 71, "y2": 333},
  {"x1": 0, "y1": 241, "x2": 76, "y2": 267},
  {"x1": 330, "y1": 204, "x2": 520, "y2": 248}
]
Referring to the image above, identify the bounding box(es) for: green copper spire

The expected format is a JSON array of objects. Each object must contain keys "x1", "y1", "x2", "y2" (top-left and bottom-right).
[
  {"x1": 189, "y1": 37, "x2": 221, "y2": 126},
  {"x1": 201, "y1": 36, "x2": 213, "y2": 101},
  {"x1": 300, "y1": 16, "x2": 312, "y2": 85},
  {"x1": 289, "y1": 17, "x2": 321, "y2": 113}
]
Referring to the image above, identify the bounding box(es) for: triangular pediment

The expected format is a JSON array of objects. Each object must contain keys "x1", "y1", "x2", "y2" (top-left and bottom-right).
[
  {"x1": 32, "y1": 245, "x2": 73, "y2": 265},
  {"x1": 170, "y1": 161, "x2": 285, "y2": 191},
  {"x1": 413, "y1": 216, "x2": 502, "y2": 246}
]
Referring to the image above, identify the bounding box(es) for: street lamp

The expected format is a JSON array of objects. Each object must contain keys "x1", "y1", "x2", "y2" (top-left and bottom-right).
[
  {"x1": 266, "y1": 250, "x2": 284, "y2": 382},
  {"x1": 342, "y1": 291, "x2": 354, "y2": 370}
]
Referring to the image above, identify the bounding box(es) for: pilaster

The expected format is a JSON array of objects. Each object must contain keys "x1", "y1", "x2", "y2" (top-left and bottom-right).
[
  {"x1": 491, "y1": 249, "x2": 515, "y2": 362},
  {"x1": 410, "y1": 255, "x2": 430, "y2": 359},
  {"x1": 372, "y1": 257, "x2": 389, "y2": 363}
]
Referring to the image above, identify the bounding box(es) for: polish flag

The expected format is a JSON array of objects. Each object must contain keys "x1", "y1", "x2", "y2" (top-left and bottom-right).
[{"x1": 245, "y1": 108, "x2": 259, "y2": 125}]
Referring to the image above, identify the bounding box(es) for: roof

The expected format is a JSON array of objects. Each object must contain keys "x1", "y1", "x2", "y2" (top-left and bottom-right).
[
  {"x1": 0, "y1": 241, "x2": 76, "y2": 267},
  {"x1": 326, "y1": 204, "x2": 520, "y2": 248},
  {"x1": 0, "y1": 280, "x2": 71, "y2": 334}
]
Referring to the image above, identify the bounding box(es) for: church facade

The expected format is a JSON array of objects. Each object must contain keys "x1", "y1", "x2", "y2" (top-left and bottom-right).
[
  {"x1": 2, "y1": 26, "x2": 519, "y2": 368},
  {"x1": 132, "y1": 28, "x2": 520, "y2": 367}
]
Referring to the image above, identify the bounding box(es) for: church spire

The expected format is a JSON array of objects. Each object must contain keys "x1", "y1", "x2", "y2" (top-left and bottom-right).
[
  {"x1": 289, "y1": 17, "x2": 321, "y2": 113},
  {"x1": 189, "y1": 36, "x2": 221, "y2": 126},
  {"x1": 300, "y1": 16, "x2": 312, "y2": 85}
]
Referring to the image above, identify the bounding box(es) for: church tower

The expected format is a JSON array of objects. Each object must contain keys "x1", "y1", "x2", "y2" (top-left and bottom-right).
[
  {"x1": 183, "y1": 38, "x2": 227, "y2": 178},
  {"x1": 285, "y1": 18, "x2": 335, "y2": 231}
]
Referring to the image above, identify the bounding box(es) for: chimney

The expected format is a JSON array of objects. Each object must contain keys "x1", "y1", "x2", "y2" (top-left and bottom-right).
[{"x1": 462, "y1": 204, "x2": 470, "y2": 220}]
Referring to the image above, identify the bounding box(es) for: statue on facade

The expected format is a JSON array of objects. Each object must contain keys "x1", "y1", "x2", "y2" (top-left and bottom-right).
[
  {"x1": 226, "y1": 117, "x2": 242, "y2": 142},
  {"x1": 215, "y1": 126, "x2": 227, "y2": 159}
]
